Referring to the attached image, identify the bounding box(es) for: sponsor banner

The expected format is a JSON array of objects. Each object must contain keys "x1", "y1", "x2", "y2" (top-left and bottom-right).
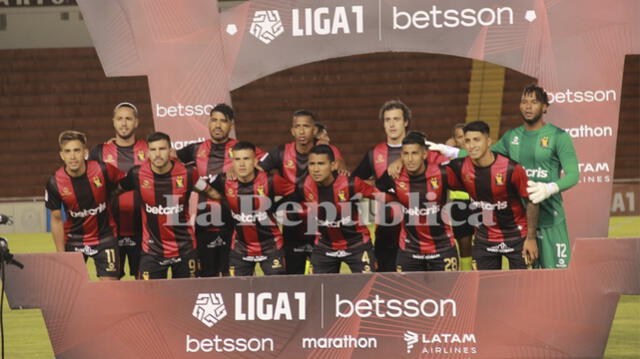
[
  {"x1": 611, "y1": 183, "x2": 640, "y2": 216},
  {"x1": 4, "y1": 238, "x2": 640, "y2": 358},
  {"x1": 75, "y1": 0, "x2": 636, "y2": 251}
]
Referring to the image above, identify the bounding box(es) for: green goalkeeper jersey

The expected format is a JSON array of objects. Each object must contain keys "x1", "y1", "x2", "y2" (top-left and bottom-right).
[{"x1": 491, "y1": 123, "x2": 579, "y2": 228}]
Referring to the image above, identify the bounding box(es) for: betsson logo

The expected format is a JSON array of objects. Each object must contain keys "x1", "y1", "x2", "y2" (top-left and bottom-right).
[{"x1": 393, "y1": 5, "x2": 514, "y2": 30}]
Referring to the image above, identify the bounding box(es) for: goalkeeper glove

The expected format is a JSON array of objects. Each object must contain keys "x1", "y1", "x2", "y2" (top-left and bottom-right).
[{"x1": 527, "y1": 180, "x2": 559, "y2": 204}]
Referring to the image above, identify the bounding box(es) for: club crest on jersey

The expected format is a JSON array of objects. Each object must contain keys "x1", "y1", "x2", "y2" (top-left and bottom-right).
[
  {"x1": 540, "y1": 136, "x2": 550, "y2": 148},
  {"x1": 272, "y1": 258, "x2": 283, "y2": 269},
  {"x1": 62, "y1": 187, "x2": 71, "y2": 196},
  {"x1": 511, "y1": 136, "x2": 520, "y2": 145},
  {"x1": 338, "y1": 190, "x2": 346, "y2": 201},
  {"x1": 228, "y1": 148, "x2": 234, "y2": 158},
  {"x1": 197, "y1": 149, "x2": 207, "y2": 158},
  {"x1": 176, "y1": 176, "x2": 184, "y2": 188},
  {"x1": 495, "y1": 173, "x2": 505, "y2": 186},
  {"x1": 93, "y1": 176, "x2": 103, "y2": 188},
  {"x1": 464, "y1": 174, "x2": 473, "y2": 183},
  {"x1": 257, "y1": 185, "x2": 265, "y2": 196},
  {"x1": 137, "y1": 150, "x2": 145, "y2": 161},
  {"x1": 306, "y1": 193, "x2": 314, "y2": 201},
  {"x1": 142, "y1": 179, "x2": 151, "y2": 189},
  {"x1": 227, "y1": 188, "x2": 235, "y2": 197},
  {"x1": 375, "y1": 154, "x2": 385, "y2": 163},
  {"x1": 285, "y1": 160, "x2": 295, "y2": 169},
  {"x1": 105, "y1": 154, "x2": 115, "y2": 163},
  {"x1": 398, "y1": 182, "x2": 407, "y2": 189},
  {"x1": 429, "y1": 177, "x2": 439, "y2": 190}
]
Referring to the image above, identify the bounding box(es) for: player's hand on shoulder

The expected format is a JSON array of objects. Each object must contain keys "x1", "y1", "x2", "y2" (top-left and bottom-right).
[{"x1": 526, "y1": 180, "x2": 559, "y2": 204}]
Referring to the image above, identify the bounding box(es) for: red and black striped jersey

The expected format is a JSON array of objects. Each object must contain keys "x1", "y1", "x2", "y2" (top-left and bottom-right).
[
  {"x1": 259, "y1": 142, "x2": 344, "y2": 183},
  {"x1": 89, "y1": 139, "x2": 148, "y2": 237},
  {"x1": 177, "y1": 139, "x2": 265, "y2": 231},
  {"x1": 211, "y1": 171, "x2": 294, "y2": 257},
  {"x1": 377, "y1": 163, "x2": 455, "y2": 255},
  {"x1": 447, "y1": 153, "x2": 530, "y2": 242},
  {"x1": 353, "y1": 142, "x2": 403, "y2": 180},
  {"x1": 119, "y1": 161, "x2": 201, "y2": 258},
  {"x1": 289, "y1": 174, "x2": 377, "y2": 251},
  {"x1": 45, "y1": 161, "x2": 124, "y2": 247}
]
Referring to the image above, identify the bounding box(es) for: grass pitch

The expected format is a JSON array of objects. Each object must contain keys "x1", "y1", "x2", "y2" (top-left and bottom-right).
[{"x1": 1, "y1": 217, "x2": 638, "y2": 358}]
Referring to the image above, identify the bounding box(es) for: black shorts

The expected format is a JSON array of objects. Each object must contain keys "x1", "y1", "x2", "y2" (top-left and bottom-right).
[
  {"x1": 229, "y1": 249, "x2": 286, "y2": 277},
  {"x1": 472, "y1": 239, "x2": 526, "y2": 270},
  {"x1": 196, "y1": 227, "x2": 232, "y2": 277},
  {"x1": 449, "y1": 200, "x2": 475, "y2": 239},
  {"x1": 66, "y1": 239, "x2": 120, "y2": 278},
  {"x1": 395, "y1": 246, "x2": 459, "y2": 272},
  {"x1": 282, "y1": 219, "x2": 315, "y2": 274},
  {"x1": 138, "y1": 250, "x2": 198, "y2": 280},
  {"x1": 310, "y1": 244, "x2": 375, "y2": 274},
  {"x1": 117, "y1": 236, "x2": 141, "y2": 278}
]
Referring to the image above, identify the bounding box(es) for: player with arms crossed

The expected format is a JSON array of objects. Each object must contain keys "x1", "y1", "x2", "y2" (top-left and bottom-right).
[
  {"x1": 446, "y1": 121, "x2": 539, "y2": 270},
  {"x1": 117, "y1": 132, "x2": 220, "y2": 279},
  {"x1": 376, "y1": 131, "x2": 458, "y2": 271},
  {"x1": 280, "y1": 145, "x2": 377, "y2": 274},
  {"x1": 89, "y1": 102, "x2": 148, "y2": 279},
  {"x1": 207, "y1": 141, "x2": 295, "y2": 276},
  {"x1": 259, "y1": 110, "x2": 347, "y2": 274},
  {"x1": 353, "y1": 100, "x2": 411, "y2": 272},
  {"x1": 46, "y1": 131, "x2": 125, "y2": 280}
]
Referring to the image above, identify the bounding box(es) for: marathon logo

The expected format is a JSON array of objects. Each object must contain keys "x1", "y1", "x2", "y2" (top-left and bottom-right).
[
  {"x1": 470, "y1": 200, "x2": 507, "y2": 211},
  {"x1": 69, "y1": 202, "x2": 107, "y2": 218},
  {"x1": 145, "y1": 203, "x2": 184, "y2": 215}
]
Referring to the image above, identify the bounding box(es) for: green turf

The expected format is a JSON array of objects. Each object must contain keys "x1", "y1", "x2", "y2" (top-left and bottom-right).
[{"x1": 1, "y1": 217, "x2": 638, "y2": 358}]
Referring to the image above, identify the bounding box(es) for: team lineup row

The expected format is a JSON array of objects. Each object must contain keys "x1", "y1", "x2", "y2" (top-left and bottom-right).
[{"x1": 45, "y1": 84, "x2": 578, "y2": 280}]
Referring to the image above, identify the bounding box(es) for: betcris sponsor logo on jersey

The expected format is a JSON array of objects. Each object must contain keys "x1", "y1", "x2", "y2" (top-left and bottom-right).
[
  {"x1": 187, "y1": 292, "x2": 306, "y2": 353},
  {"x1": 145, "y1": 203, "x2": 184, "y2": 215},
  {"x1": 526, "y1": 167, "x2": 549, "y2": 180},
  {"x1": 69, "y1": 202, "x2": 107, "y2": 218}
]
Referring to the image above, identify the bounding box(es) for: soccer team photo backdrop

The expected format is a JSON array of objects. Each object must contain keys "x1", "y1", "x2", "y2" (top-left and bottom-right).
[{"x1": 2, "y1": 0, "x2": 639, "y2": 358}]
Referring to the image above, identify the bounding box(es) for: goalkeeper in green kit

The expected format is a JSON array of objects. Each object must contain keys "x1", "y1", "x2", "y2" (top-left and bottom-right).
[{"x1": 428, "y1": 85, "x2": 578, "y2": 268}]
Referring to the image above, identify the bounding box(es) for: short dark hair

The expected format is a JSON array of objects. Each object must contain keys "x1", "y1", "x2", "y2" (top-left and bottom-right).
[
  {"x1": 453, "y1": 123, "x2": 465, "y2": 132},
  {"x1": 146, "y1": 131, "x2": 171, "y2": 144},
  {"x1": 379, "y1": 100, "x2": 411, "y2": 127},
  {"x1": 309, "y1": 144, "x2": 335, "y2": 162},
  {"x1": 463, "y1": 121, "x2": 491, "y2": 135},
  {"x1": 293, "y1": 109, "x2": 316, "y2": 122},
  {"x1": 58, "y1": 130, "x2": 87, "y2": 148},
  {"x1": 113, "y1": 102, "x2": 138, "y2": 117},
  {"x1": 402, "y1": 131, "x2": 427, "y2": 148},
  {"x1": 210, "y1": 103, "x2": 235, "y2": 121},
  {"x1": 522, "y1": 84, "x2": 549, "y2": 106},
  {"x1": 315, "y1": 123, "x2": 327, "y2": 133},
  {"x1": 232, "y1": 141, "x2": 256, "y2": 154}
]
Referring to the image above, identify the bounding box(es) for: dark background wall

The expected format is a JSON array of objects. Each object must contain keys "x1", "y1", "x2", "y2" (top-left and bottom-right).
[{"x1": 0, "y1": 48, "x2": 637, "y2": 198}]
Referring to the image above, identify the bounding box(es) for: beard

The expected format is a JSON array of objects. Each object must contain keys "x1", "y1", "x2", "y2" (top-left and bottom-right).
[{"x1": 522, "y1": 112, "x2": 543, "y2": 125}]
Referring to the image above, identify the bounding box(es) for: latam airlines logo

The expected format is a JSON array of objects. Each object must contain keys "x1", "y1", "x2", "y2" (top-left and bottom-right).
[
  {"x1": 404, "y1": 331, "x2": 419, "y2": 353},
  {"x1": 193, "y1": 293, "x2": 227, "y2": 328}
]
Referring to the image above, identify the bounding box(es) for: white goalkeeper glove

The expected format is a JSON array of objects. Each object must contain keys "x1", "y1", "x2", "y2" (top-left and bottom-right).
[
  {"x1": 425, "y1": 141, "x2": 460, "y2": 159},
  {"x1": 527, "y1": 180, "x2": 559, "y2": 204}
]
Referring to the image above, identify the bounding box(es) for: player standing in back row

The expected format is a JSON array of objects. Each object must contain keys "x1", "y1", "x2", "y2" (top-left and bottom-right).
[
  {"x1": 493, "y1": 86, "x2": 578, "y2": 268},
  {"x1": 89, "y1": 102, "x2": 148, "y2": 279}
]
